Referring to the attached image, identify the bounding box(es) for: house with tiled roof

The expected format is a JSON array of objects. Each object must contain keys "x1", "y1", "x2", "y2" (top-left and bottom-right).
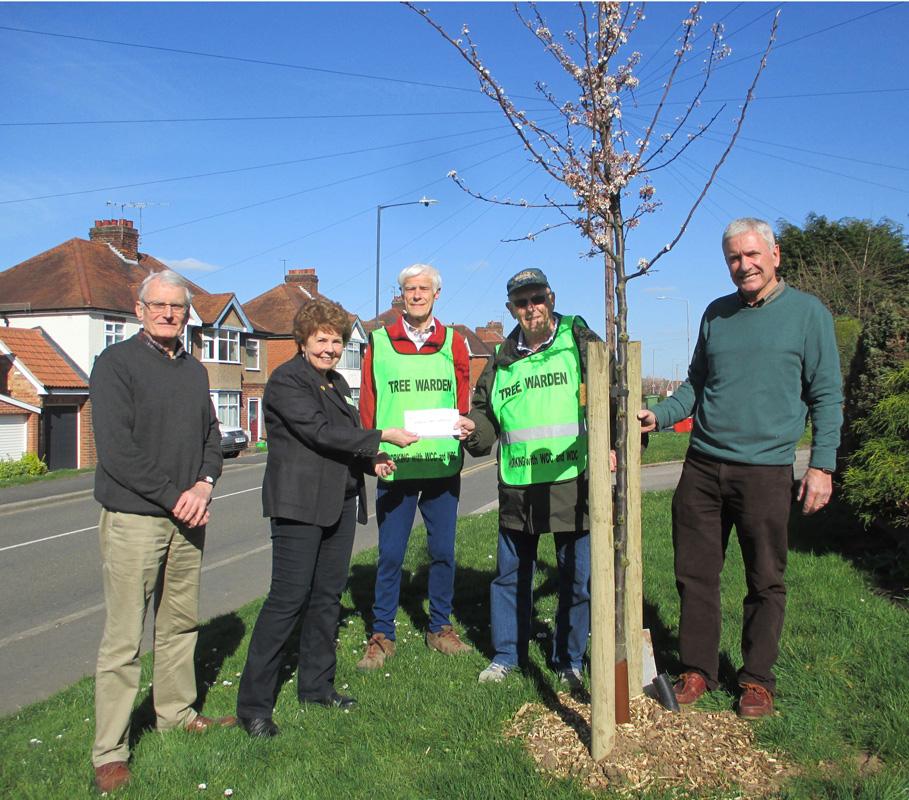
[
  {"x1": 243, "y1": 268, "x2": 368, "y2": 405},
  {"x1": 187, "y1": 291, "x2": 266, "y2": 443},
  {"x1": 0, "y1": 327, "x2": 90, "y2": 468},
  {"x1": 0, "y1": 218, "x2": 268, "y2": 463},
  {"x1": 475, "y1": 320, "x2": 505, "y2": 348},
  {"x1": 450, "y1": 324, "x2": 495, "y2": 389}
]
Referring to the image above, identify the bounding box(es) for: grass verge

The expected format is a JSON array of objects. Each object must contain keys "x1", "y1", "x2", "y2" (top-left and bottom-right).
[
  {"x1": 0, "y1": 466, "x2": 93, "y2": 489},
  {"x1": 642, "y1": 431, "x2": 690, "y2": 464},
  {"x1": 2, "y1": 496, "x2": 907, "y2": 798}
]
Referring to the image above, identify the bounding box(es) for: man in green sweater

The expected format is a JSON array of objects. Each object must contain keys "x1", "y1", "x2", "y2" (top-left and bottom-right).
[
  {"x1": 638, "y1": 218, "x2": 842, "y2": 718},
  {"x1": 89, "y1": 270, "x2": 233, "y2": 794}
]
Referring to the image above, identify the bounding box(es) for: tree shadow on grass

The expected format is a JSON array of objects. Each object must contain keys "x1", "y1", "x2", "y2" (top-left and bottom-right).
[
  {"x1": 787, "y1": 496, "x2": 909, "y2": 603},
  {"x1": 127, "y1": 611, "x2": 246, "y2": 751}
]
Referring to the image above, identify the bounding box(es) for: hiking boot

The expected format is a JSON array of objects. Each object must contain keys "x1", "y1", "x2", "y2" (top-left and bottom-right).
[
  {"x1": 673, "y1": 671, "x2": 708, "y2": 705},
  {"x1": 557, "y1": 667, "x2": 584, "y2": 690},
  {"x1": 426, "y1": 625, "x2": 472, "y2": 655},
  {"x1": 478, "y1": 661, "x2": 517, "y2": 684},
  {"x1": 738, "y1": 683, "x2": 774, "y2": 718},
  {"x1": 93, "y1": 761, "x2": 131, "y2": 793},
  {"x1": 356, "y1": 633, "x2": 395, "y2": 671}
]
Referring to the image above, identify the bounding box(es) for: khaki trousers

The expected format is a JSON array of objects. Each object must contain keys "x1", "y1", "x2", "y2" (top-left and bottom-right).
[{"x1": 92, "y1": 509, "x2": 205, "y2": 767}]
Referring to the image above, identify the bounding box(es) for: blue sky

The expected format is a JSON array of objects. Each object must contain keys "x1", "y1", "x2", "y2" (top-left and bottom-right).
[{"x1": 2, "y1": 2, "x2": 906, "y2": 378}]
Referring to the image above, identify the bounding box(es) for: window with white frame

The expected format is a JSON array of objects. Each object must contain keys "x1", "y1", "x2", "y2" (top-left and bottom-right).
[
  {"x1": 245, "y1": 339, "x2": 260, "y2": 370},
  {"x1": 339, "y1": 341, "x2": 361, "y2": 370},
  {"x1": 348, "y1": 387, "x2": 360, "y2": 406},
  {"x1": 104, "y1": 317, "x2": 125, "y2": 348},
  {"x1": 201, "y1": 329, "x2": 240, "y2": 363},
  {"x1": 211, "y1": 391, "x2": 241, "y2": 428}
]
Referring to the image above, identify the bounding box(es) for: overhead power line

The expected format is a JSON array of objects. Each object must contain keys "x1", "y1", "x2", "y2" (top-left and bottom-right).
[
  {"x1": 0, "y1": 108, "x2": 551, "y2": 128},
  {"x1": 0, "y1": 119, "x2": 540, "y2": 205},
  {"x1": 0, "y1": 24, "x2": 484, "y2": 95}
]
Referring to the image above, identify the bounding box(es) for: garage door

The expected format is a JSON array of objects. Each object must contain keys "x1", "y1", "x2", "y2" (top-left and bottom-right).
[{"x1": 0, "y1": 415, "x2": 27, "y2": 460}]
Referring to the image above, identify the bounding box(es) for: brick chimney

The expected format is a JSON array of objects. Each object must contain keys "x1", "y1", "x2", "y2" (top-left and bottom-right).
[
  {"x1": 476, "y1": 320, "x2": 504, "y2": 343},
  {"x1": 285, "y1": 268, "x2": 319, "y2": 297},
  {"x1": 390, "y1": 294, "x2": 405, "y2": 312},
  {"x1": 90, "y1": 219, "x2": 139, "y2": 262}
]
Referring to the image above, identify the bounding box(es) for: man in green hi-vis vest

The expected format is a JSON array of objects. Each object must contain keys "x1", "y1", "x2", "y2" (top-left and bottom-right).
[
  {"x1": 460, "y1": 268, "x2": 614, "y2": 688},
  {"x1": 357, "y1": 264, "x2": 475, "y2": 671}
]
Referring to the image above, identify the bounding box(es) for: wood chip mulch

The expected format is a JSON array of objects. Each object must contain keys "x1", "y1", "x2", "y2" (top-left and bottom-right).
[{"x1": 504, "y1": 692, "x2": 797, "y2": 798}]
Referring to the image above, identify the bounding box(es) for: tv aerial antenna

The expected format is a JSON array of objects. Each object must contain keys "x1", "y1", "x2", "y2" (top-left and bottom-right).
[{"x1": 105, "y1": 200, "x2": 170, "y2": 234}]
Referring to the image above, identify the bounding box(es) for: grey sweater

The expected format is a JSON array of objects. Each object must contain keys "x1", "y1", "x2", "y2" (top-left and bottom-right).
[{"x1": 90, "y1": 335, "x2": 222, "y2": 516}]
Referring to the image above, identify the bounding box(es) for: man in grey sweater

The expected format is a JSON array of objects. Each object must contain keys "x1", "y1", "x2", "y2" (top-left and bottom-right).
[
  {"x1": 89, "y1": 270, "x2": 232, "y2": 794},
  {"x1": 638, "y1": 218, "x2": 842, "y2": 719}
]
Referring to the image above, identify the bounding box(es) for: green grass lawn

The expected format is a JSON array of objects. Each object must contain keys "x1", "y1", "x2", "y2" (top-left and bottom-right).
[
  {"x1": 642, "y1": 431, "x2": 690, "y2": 464},
  {"x1": 2, "y1": 496, "x2": 908, "y2": 799},
  {"x1": 0, "y1": 466, "x2": 93, "y2": 489}
]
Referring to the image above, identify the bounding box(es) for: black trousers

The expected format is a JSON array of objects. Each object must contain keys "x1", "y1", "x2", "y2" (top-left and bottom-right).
[
  {"x1": 672, "y1": 450, "x2": 794, "y2": 692},
  {"x1": 237, "y1": 498, "x2": 357, "y2": 718}
]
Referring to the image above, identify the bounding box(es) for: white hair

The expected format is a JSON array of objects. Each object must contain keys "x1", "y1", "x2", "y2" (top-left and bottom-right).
[
  {"x1": 722, "y1": 218, "x2": 776, "y2": 251},
  {"x1": 398, "y1": 263, "x2": 441, "y2": 292},
  {"x1": 139, "y1": 269, "x2": 192, "y2": 305}
]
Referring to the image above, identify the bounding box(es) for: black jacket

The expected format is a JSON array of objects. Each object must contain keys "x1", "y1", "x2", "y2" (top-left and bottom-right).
[{"x1": 262, "y1": 354, "x2": 382, "y2": 526}]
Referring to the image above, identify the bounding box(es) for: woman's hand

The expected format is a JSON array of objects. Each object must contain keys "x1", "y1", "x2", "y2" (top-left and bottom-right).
[
  {"x1": 374, "y1": 453, "x2": 397, "y2": 479},
  {"x1": 455, "y1": 415, "x2": 475, "y2": 440},
  {"x1": 380, "y1": 428, "x2": 419, "y2": 448}
]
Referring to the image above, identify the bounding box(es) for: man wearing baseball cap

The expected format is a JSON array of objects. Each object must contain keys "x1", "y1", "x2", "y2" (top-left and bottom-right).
[{"x1": 460, "y1": 268, "x2": 611, "y2": 687}]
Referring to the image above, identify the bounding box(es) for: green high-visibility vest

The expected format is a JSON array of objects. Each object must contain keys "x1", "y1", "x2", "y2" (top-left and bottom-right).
[
  {"x1": 371, "y1": 326, "x2": 463, "y2": 481},
  {"x1": 491, "y1": 316, "x2": 588, "y2": 486}
]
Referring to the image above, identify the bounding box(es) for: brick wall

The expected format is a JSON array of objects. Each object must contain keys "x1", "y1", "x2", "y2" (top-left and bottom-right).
[{"x1": 80, "y1": 398, "x2": 96, "y2": 467}]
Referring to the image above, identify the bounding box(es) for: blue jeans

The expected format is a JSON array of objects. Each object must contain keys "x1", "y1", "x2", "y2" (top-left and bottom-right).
[
  {"x1": 371, "y1": 475, "x2": 460, "y2": 639},
  {"x1": 489, "y1": 528, "x2": 591, "y2": 671}
]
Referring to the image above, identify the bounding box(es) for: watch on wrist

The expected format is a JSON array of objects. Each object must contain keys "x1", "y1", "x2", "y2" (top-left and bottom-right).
[{"x1": 200, "y1": 475, "x2": 214, "y2": 485}]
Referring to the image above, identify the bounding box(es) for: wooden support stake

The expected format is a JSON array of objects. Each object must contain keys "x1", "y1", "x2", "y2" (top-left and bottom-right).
[
  {"x1": 624, "y1": 341, "x2": 644, "y2": 697},
  {"x1": 587, "y1": 341, "x2": 615, "y2": 760}
]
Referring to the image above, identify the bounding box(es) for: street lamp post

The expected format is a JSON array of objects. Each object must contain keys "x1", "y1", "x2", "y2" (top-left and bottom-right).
[
  {"x1": 657, "y1": 295, "x2": 691, "y2": 367},
  {"x1": 375, "y1": 197, "x2": 438, "y2": 319}
]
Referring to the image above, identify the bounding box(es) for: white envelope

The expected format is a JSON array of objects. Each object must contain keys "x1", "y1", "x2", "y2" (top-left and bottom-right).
[{"x1": 403, "y1": 408, "x2": 460, "y2": 438}]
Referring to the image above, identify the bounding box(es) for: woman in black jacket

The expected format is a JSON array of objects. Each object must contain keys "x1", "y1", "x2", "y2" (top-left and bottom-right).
[{"x1": 237, "y1": 298, "x2": 416, "y2": 737}]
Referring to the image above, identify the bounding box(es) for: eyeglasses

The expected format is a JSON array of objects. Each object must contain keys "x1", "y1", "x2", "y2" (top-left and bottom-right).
[
  {"x1": 143, "y1": 301, "x2": 188, "y2": 316},
  {"x1": 510, "y1": 293, "x2": 549, "y2": 309}
]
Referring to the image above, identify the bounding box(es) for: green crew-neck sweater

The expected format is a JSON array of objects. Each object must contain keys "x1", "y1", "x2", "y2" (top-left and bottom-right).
[{"x1": 653, "y1": 284, "x2": 842, "y2": 469}]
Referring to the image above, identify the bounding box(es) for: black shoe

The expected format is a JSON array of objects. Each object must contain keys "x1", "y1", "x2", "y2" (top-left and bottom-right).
[
  {"x1": 300, "y1": 691, "x2": 357, "y2": 711},
  {"x1": 238, "y1": 716, "x2": 280, "y2": 738}
]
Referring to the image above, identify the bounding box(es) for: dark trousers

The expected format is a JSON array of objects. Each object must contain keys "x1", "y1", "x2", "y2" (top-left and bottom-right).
[
  {"x1": 672, "y1": 451, "x2": 793, "y2": 692},
  {"x1": 237, "y1": 498, "x2": 356, "y2": 718}
]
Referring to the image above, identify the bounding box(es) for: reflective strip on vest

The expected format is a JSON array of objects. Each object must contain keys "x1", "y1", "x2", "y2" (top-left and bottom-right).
[
  {"x1": 491, "y1": 315, "x2": 588, "y2": 486},
  {"x1": 370, "y1": 326, "x2": 462, "y2": 481},
  {"x1": 500, "y1": 421, "x2": 587, "y2": 445}
]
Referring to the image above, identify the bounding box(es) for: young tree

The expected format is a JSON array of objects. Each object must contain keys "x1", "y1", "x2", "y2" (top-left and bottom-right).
[{"x1": 409, "y1": 1, "x2": 776, "y2": 720}]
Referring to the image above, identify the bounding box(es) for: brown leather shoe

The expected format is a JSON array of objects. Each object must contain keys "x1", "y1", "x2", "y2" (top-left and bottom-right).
[
  {"x1": 94, "y1": 761, "x2": 131, "y2": 793},
  {"x1": 357, "y1": 632, "x2": 396, "y2": 671},
  {"x1": 673, "y1": 671, "x2": 709, "y2": 705},
  {"x1": 183, "y1": 713, "x2": 238, "y2": 732},
  {"x1": 426, "y1": 625, "x2": 473, "y2": 655},
  {"x1": 738, "y1": 683, "x2": 774, "y2": 718}
]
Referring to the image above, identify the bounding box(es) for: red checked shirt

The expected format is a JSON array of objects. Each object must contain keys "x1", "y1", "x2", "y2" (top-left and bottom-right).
[{"x1": 359, "y1": 316, "x2": 471, "y2": 429}]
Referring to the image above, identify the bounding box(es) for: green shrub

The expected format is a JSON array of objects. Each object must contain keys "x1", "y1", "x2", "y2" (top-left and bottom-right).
[
  {"x1": 0, "y1": 452, "x2": 48, "y2": 480},
  {"x1": 842, "y1": 366, "x2": 909, "y2": 529},
  {"x1": 833, "y1": 316, "x2": 861, "y2": 384},
  {"x1": 840, "y1": 300, "x2": 909, "y2": 462}
]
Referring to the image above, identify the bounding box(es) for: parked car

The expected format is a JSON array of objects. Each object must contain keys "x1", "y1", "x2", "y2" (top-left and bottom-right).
[{"x1": 220, "y1": 424, "x2": 248, "y2": 458}]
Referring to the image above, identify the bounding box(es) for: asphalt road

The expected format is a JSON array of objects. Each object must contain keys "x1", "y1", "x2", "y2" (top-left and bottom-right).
[{"x1": 0, "y1": 450, "x2": 809, "y2": 714}]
